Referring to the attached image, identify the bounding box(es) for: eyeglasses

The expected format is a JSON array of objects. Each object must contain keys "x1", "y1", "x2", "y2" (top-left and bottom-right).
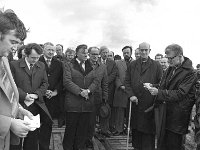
[{"x1": 166, "y1": 55, "x2": 178, "y2": 60}]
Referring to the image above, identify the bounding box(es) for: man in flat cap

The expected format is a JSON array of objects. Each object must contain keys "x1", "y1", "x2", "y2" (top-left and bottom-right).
[{"x1": 125, "y1": 42, "x2": 162, "y2": 150}]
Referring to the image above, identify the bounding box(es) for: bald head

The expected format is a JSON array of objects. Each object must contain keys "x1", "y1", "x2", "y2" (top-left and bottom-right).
[
  {"x1": 139, "y1": 42, "x2": 151, "y2": 60},
  {"x1": 139, "y1": 42, "x2": 150, "y2": 50}
]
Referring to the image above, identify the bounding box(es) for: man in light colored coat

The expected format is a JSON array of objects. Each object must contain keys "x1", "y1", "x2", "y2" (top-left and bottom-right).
[
  {"x1": 113, "y1": 46, "x2": 134, "y2": 135},
  {"x1": 0, "y1": 9, "x2": 33, "y2": 150}
]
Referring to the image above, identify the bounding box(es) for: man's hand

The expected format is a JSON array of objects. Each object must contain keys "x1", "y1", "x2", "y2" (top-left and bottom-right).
[
  {"x1": 29, "y1": 94, "x2": 38, "y2": 99},
  {"x1": 148, "y1": 87, "x2": 158, "y2": 95},
  {"x1": 10, "y1": 118, "x2": 32, "y2": 138},
  {"x1": 130, "y1": 96, "x2": 138, "y2": 104},
  {"x1": 18, "y1": 107, "x2": 33, "y2": 120},
  {"x1": 25, "y1": 94, "x2": 35, "y2": 101},
  {"x1": 80, "y1": 89, "x2": 89, "y2": 100},
  {"x1": 46, "y1": 90, "x2": 57, "y2": 99}
]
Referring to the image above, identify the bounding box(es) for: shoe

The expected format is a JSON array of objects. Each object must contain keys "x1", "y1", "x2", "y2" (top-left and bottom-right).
[{"x1": 58, "y1": 119, "x2": 65, "y2": 128}]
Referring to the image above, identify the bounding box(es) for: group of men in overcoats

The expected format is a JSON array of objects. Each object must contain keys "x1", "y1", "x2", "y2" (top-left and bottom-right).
[{"x1": 1, "y1": 9, "x2": 199, "y2": 150}]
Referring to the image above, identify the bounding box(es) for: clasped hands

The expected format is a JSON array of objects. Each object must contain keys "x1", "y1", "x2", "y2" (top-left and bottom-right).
[
  {"x1": 46, "y1": 90, "x2": 58, "y2": 99},
  {"x1": 80, "y1": 89, "x2": 90, "y2": 100}
]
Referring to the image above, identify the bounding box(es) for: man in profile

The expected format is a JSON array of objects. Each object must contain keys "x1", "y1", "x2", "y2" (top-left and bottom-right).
[
  {"x1": 148, "y1": 44, "x2": 197, "y2": 150},
  {"x1": 0, "y1": 9, "x2": 33, "y2": 150}
]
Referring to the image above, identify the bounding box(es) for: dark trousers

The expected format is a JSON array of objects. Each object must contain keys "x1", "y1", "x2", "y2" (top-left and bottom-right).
[
  {"x1": 23, "y1": 103, "x2": 40, "y2": 150},
  {"x1": 132, "y1": 129, "x2": 155, "y2": 150},
  {"x1": 39, "y1": 105, "x2": 53, "y2": 150},
  {"x1": 88, "y1": 104, "x2": 100, "y2": 140},
  {"x1": 159, "y1": 129, "x2": 184, "y2": 150},
  {"x1": 63, "y1": 112, "x2": 91, "y2": 150}
]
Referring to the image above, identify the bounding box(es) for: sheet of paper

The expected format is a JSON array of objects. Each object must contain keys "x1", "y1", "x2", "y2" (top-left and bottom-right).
[
  {"x1": 24, "y1": 100, "x2": 34, "y2": 107},
  {"x1": 24, "y1": 114, "x2": 40, "y2": 131}
]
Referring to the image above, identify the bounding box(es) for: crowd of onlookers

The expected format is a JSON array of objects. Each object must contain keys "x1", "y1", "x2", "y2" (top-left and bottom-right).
[{"x1": 1, "y1": 9, "x2": 200, "y2": 150}]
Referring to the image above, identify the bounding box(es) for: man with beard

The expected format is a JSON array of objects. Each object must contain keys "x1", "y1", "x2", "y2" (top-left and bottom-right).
[
  {"x1": 125, "y1": 42, "x2": 162, "y2": 150},
  {"x1": 113, "y1": 46, "x2": 133, "y2": 135}
]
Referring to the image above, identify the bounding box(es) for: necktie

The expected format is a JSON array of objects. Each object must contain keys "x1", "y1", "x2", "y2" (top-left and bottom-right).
[
  {"x1": 0, "y1": 58, "x2": 16, "y2": 106},
  {"x1": 30, "y1": 64, "x2": 34, "y2": 73},
  {"x1": 46, "y1": 59, "x2": 51, "y2": 67},
  {"x1": 103, "y1": 60, "x2": 106, "y2": 64},
  {"x1": 80, "y1": 61, "x2": 85, "y2": 71}
]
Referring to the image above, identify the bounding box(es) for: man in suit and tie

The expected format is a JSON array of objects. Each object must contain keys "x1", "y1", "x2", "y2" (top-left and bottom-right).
[
  {"x1": 62, "y1": 44, "x2": 99, "y2": 150},
  {"x1": 10, "y1": 43, "x2": 52, "y2": 150},
  {"x1": 99, "y1": 46, "x2": 118, "y2": 137},
  {"x1": 0, "y1": 9, "x2": 33, "y2": 150},
  {"x1": 113, "y1": 46, "x2": 134, "y2": 135},
  {"x1": 39, "y1": 42, "x2": 63, "y2": 150},
  {"x1": 86, "y1": 46, "x2": 108, "y2": 148}
]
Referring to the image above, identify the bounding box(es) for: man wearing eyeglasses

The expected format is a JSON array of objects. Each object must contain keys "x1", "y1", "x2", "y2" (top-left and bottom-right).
[
  {"x1": 125, "y1": 42, "x2": 163, "y2": 150},
  {"x1": 148, "y1": 44, "x2": 197, "y2": 150}
]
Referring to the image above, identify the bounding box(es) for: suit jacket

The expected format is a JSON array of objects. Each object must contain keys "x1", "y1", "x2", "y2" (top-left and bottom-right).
[
  {"x1": 10, "y1": 58, "x2": 52, "y2": 121},
  {"x1": 125, "y1": 57, "x2": 162, "y2": 134},
  {"x1": 39, "y1": 56, "x2": 63, "y2": 117},
  {"x1": 101, "y1": 59, "x2": 118, "y2": 105},
  {"x1": 0, "y1": 57, "x2": 19, "y2": 150},
  {"x1": 113, "y1": 59, "x2": 133, "y2": 108},
  {"x1": 63, "y1": 59, "x2": 99, "y2": 112},
  {"x1": 93, "y1": 62, "x2": 108, "y2": 104},
  {"x1": 39, "y1": 56, "x2": 63, "y2": 93}
]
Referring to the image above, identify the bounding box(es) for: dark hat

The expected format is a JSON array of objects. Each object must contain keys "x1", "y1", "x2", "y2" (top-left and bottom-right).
[{"x1": 99, "y1": 103, "x2": 111, "y2": 119}]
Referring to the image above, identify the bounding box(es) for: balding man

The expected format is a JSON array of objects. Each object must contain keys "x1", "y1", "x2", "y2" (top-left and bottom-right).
[{"x1": 125, "y1": 42, "x2": 162, "y2": 150}]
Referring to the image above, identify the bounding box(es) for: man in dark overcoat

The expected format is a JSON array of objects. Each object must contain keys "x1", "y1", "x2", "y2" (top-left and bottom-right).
[
  {"x1": 148, "y1": 44, "x2": 197, "y2": 150},
  {"x1": 39, "y1": 42, "x2": 63, "y2": 150},
  {"x1": 99, "y1": 46, "x2": 118, "y2": 136},
  {"x1": 10, "y1": 43, "x2": 52, "y2": 150},
  {"x1": 125, "y1": 42, "x2": 162, "y2": 150},
  {"x1": 62, "y1": 44, "x2": 99, "y2": 150}
]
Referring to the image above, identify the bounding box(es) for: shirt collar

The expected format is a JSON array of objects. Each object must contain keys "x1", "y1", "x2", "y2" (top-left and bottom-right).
[
  {"x1": 25, "y1": 57, "x2": 32, "y2": 69},
  {"x1": 76, "y1": 58, "x2": 85, "y2": 64},
  {"x1": 44, "y1": 56, "x2": 52, "y2": 62}
]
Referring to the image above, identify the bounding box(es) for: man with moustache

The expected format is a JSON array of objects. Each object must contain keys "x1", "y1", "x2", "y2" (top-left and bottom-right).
[
  {"x1": 10, "y1": 43, "x2": 52, "y2": 150},
  {"x1": 39, "y1": 42, "x2": 63, "y2": 150},
  {"x1": 86, "y1": 46, "x2": 108, "y2": 148},
  {"x1": 125, "y1": 42, "x2": 162, "y2": 150},
  {"x1": 0, "y1": 9, "x2": 33, "y2": 150},
  {"x1": 113, "y1": 46, "x2": 133, "y2": 135},
  {"x1": 62, "y1": 44, "x2": 99, "y2": 150}
]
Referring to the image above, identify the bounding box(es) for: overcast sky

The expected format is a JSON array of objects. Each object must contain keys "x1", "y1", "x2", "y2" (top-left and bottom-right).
[{"x1": 1, "y1": 0, "x2": 200, "y2": 66}]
